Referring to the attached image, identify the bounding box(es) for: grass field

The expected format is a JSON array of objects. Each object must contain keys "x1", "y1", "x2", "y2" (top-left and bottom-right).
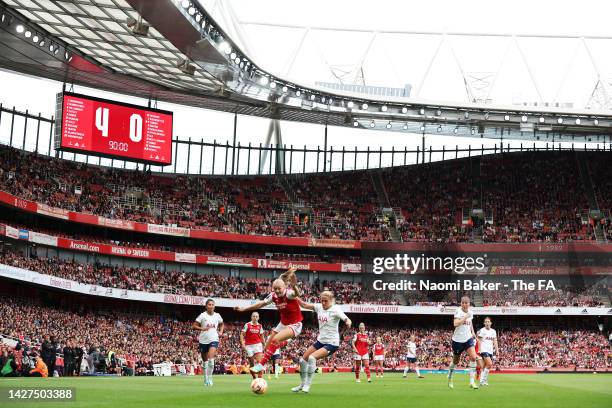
[{"x1": 2, "y1": 373, "x2": 611, "y2": 408}]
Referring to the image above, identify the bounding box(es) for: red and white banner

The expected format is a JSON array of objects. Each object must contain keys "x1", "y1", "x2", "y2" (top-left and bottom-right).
[
  {"x1": 175, "y1": 253, "x2": 197, "y2": 263},
  {"x1": 308, "y1": 238, "x2": 359, "y2": 249},
  {"x1": 29, "y1": 231, "x2": 58, "y2": 247},
  {"x1": 204, "y1": 255, "x2": 253, "y2": 267},
  {"x1": 256, "y1": 259, "x2": 311, "y2": 270},
  {"x1": 489, "y1": 265, "x2": 611, "y2": 275},
  {"x1": 5, "y1": 226, "x2": 19, "y2": 239},
  {"x1": 341, "y1": 263, "x2": 362, "y2": 273},
  {"x1": 147, "y1": 224, "x2": 190, "y2": 237},
  {"x1": 97, "y1": 217, "x2": 135, "y2": 230},
  {"x1": 37, "y1": 203, "x2": 69, "y2": 220}
]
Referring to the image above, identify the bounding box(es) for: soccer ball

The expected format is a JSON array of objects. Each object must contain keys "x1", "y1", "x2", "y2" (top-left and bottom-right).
[{"x1": 250, "y1": 378, "x2": 268, "y2": 395}]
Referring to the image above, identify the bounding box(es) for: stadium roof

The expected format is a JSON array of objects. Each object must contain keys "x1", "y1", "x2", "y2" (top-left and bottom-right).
[{"x1": 0, "y1": 0, "x2": 611, "y2": 143}]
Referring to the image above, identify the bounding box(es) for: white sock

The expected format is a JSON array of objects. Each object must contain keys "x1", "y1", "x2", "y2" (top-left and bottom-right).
[
  {"x1": 403, "y1": 366, "x2": 409, "y2": 375},
  {"x1": 482, "y1": 368, "x2": 489, "y2": 382},
  {"x1": 415, "y1": 367, "x2": 421, "y2": 376},
  {"x1": 306, "y1": 356, "x2": 317, "y2": 386},
  {"x1": 207, "y1": 359, "x2": 215, "y2": 379},
  {"x1": 299, "y1": 358, "x2": 307, "y2": 386},
  {"x1": 448, "y1": 362, "x2": 456, "y2": 379},
  {"x1": 275, "y1": 364, "x2": 280, "y2": 377},
  {"x1": 203, "y1": 361, "x2": 208, "y2": 382},
  {"x1": 469, "y1": 361, "x2": 476, "y2": 383}
]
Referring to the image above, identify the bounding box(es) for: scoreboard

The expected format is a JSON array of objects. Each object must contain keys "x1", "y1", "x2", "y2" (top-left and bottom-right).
[{"x1": 54, "y1": 92, "x2": 173, "y2": 165}]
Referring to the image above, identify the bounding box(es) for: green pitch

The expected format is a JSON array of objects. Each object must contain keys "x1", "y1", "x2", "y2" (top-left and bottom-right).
[{"x1": 2, "y1": 373, "x2": 611, "y2": 408}]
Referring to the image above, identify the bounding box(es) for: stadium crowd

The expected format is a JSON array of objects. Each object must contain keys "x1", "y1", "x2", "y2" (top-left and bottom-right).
[
  {"x1": 0, "y1": 297, "x2": 609, "y2": 378},
  {"x1": 0, "y1": 221, "x2": 361, "y2": 264},
  {"x1": 0, "y1": 146, "x2": 609, "y2": 243},
  {"x1": 482, "y1": 285, "x2": 609, "y2": 307},
  {"x1": 0, "y1": 251, "x2": 390, "y2": 305},
  {"x1": 2, "y1": 251, "x2": 608, "y2": 307}
]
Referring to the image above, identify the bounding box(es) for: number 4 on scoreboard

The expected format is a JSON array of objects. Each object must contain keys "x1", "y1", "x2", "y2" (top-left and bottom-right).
[
  {"x1": 95, "y1": 107, "x2": 109, "y2": 137},
  {"x1": 95, "y1": 107, "x2": 143, "y2": 142}
]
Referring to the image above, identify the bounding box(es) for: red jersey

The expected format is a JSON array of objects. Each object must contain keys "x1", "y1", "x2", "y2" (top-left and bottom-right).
[
  {"x1": 353, "y1": 333, "x2": 369, "y2": 355},
  {"x1": 242, "y1": 322, "x2": 263, "y2": 346},
  {"x1": 374, "y1": 343, "x2": 385, "y2": 356},
  {"x1": 265, "y1": 289, "x2": 303, "y2": 325}
]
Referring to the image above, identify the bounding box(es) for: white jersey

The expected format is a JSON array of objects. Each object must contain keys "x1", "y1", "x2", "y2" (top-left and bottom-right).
[
  {"x1": 406, "y1": 341, "x2": 417, "y2": 358},
  {"x1": 452, "y1": 308, "x2": 474, "y2": 343},
  {"x1": 195, "y1": 312, "x2": 223, "y2": 344},
  {"x1": 477, "y1": 327, "x2": 497, "y2": 354},
  {"x1": 314, "y1": 304, "x2": 348, "y2": 346}
]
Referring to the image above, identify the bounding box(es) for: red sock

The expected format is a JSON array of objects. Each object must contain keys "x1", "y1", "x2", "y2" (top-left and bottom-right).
[
  {"x1": 364, "y1": 365, "x2": 371, "y2": 379},
  {"x1": 259, "y1": 340, "x2": 279, "y2": 365},
  {"x1": 355, "y1": 361, "x2": 361, "y2": 379},
  {"x1": 476, "y1": 366, "x2": 481, "y2": 381}
]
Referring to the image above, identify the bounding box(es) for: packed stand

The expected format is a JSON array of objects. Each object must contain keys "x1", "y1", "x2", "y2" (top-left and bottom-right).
[
  {"x1": 481, "y1": 152, "x2": 590, "y2": 242},
  {"x1": 1, "y1": 297, "x2": 609, "y2": 376},
  {"x1": 0, "y1": 251, "x2": 386, "y2": 304},
  {"x1": 0, "y1": 146, "x2": 609, "y2": 243},
  {"x1": 482, "y1": 283, "x2": 610, "y2": 307}
]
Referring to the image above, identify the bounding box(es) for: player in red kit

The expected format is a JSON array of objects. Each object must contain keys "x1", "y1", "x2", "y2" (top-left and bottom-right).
[
  {"x1": 235, "y1": 267, "x2": 302, "y2": 373},
  {"x1": 373, "y1": 336, "x2": 386, "y2": 378},
  {"x1": 351, "y1": 323, "x2": 371, "y2": 383},
  {"x1": 240, "y1": 311, "x2": 265, "y2": 379}
]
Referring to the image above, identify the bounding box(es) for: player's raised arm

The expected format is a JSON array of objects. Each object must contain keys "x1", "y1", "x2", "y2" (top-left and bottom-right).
[
  {"x1": 297, "y1": 298, "x2": 315, "y2": 310},
  {"x1": 281, "y1": 267, "x2": 301, "y2": 297},
  {"x1": 234, "y1": 297, "x2": 272, "y2": 313}
]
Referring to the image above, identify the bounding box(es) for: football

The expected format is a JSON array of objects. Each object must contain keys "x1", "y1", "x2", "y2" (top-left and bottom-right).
[{"x1": 250, "y1": 378, "x2": 268, "y2": 395}]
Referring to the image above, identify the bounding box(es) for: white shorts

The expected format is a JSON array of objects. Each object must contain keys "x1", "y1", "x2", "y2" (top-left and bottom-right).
[
  {"x1": 354, "y1": 353, "x2": 370, "y2": 361},
  {"x1": 273, "y1": 321, "x2": 303, "y2": 337},
  {"x1": 245, "y1": 343, "x2": 263, "y2": 357},
  {"x1": 373, "y1": 355, "x2": 384, "y2": 361}
]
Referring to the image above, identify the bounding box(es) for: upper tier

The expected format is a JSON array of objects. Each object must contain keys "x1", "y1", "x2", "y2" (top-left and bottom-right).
[{"x1": 0, "y1": 145, "x2": 610, "y2": 247}]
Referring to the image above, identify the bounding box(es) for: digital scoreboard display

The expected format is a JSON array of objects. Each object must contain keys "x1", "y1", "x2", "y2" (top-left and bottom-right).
[{"x1": 55, "y1": 92, "x2": 173, "y2": 165}]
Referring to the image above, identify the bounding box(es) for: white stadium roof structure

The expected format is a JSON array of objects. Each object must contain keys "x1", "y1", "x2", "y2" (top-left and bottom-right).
[{"x1": 1, "y1": 0, "x2": 612, "y2": 143}]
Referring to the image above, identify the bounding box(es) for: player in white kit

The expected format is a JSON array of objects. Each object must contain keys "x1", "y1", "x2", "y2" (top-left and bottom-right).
[
  {"x1": 477, "y1": 317, "x2": 498, "y2": 386},
  {"x1": 447, "y1": 296, "x2": 481, "y2": 389},
  {"x1": 192, "y1": 299, "x2": 224, "y2": 387},
  {"x1": 402, "y1": 335, "x2": 424, "y2": 378},
  {"x1": 291, "y1": 291, "x2": 352, "y2": 393}
]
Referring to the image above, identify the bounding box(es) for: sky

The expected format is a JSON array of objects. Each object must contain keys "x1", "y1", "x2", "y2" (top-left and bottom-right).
[
  {"x1": 203, "y1": 0, "x2": 612, "y2": 108},
  {"x1": 0, "y1": 0, "x2": 610, "y2": 174}
]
